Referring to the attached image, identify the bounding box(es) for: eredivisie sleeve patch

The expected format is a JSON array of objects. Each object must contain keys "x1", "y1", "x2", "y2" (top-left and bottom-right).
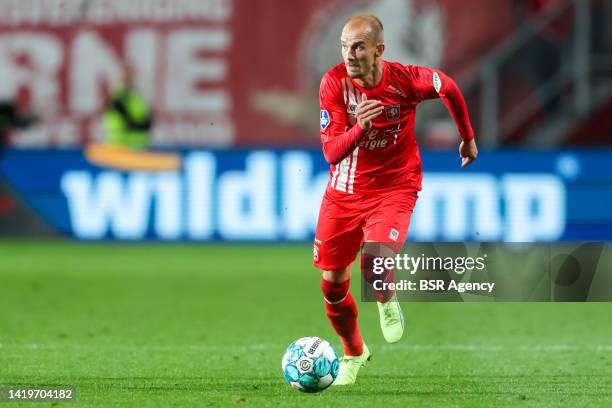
[
  {"x1": 433, "y1": 72, "x2": 442, "y2": 94},
  {"x1": 320, "y1": 109, "x2": 330, "y2": 130}
]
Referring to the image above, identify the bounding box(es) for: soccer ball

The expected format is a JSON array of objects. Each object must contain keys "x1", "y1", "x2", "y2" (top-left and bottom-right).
[{"x1": 281, "y1": 336, "x2": 339, "y2": 393}]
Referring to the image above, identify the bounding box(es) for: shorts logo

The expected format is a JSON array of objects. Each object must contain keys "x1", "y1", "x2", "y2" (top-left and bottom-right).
[
  {"x1": 313, "y1": 245, "x2": 319, "y2": 262},
  {"x1": 433, "y1": 72, "x2": 442, "y2": 93},
  {"x1": 320, "y1": 110, "x2": 330, "y2": 130},
  {"x1": 385, "y1": 104, "x2": 400, "y2": 120},
  {"x1": 389, "y1": 228, "x2": 399, "y2": 241}
]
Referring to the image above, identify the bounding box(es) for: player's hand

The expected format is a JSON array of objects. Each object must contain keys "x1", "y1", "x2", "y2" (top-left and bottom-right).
[
  {"x1": 460, "y1": 139, "x2": 478, "y2": 168},
  {"x1": 356, "y1": 94, "x2": 383, "y2": 132}
]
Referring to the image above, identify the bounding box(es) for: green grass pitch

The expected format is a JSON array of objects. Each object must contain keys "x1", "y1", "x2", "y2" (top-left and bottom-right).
[{"x1": 0, "y1": 241, "x2": 611, "y2": 407}]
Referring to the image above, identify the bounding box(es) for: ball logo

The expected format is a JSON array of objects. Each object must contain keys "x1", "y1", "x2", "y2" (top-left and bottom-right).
[
  {"x1": 299, "y1": 359, "x2": 312, "y2": 371},
  {"x1": 320, "y1": 110, "x2": 330, "y2": 130}
]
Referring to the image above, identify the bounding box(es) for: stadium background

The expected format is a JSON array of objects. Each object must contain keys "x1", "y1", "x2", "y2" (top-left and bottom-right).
[{"x1": 1, "y1": 0, "x2": 611, "y2": 406}]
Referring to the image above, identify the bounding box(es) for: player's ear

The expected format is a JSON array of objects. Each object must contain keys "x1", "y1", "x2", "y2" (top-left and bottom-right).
[{"x1": 375, "y1": 43, "x2": 385, "y2": 58}]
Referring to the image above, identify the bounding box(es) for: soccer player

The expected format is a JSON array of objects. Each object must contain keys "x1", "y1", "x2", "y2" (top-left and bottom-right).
[{"x1": 314, "y1": 14, "x2": 478, "y2": 385}]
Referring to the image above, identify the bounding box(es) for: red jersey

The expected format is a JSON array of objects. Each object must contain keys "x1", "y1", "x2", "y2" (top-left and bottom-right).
[{"x1": 319, "y1": 60, "x2": 474, "y2": 195}]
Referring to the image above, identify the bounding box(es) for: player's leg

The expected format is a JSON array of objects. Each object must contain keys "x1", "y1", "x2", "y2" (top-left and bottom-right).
[
  {"x1": 316, "y1": 232, "x2": 367, "y2": 364},
  {"x1": 362, "y1": 190, "x2": 418, "y2": 343},
  {"x1": 361, "y1": 241, "x2": 405, "y2": 343},
  {"x1": 320, "y1": 266, "x2": 363, "y2": 357},
  {"x1": 314, "y1": 193, "x2": 370, "y2": 385},
  {"x1": 321, "y1": 265, "x2": 371, "y2": 386}
]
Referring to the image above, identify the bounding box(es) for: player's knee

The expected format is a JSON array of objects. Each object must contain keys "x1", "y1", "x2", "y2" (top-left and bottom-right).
[
  {"x1": 321, "y1": 277, "x2": 357, "y2": 318},
  {"x1": 360, "y1": 252, "x2": 378, "y2": 284},
  {"x1": 361, "y1": 242, "x2": 398, "y2": 281},
  {"x1": 321, "y1": 265, "x2": 351, "y2": 283},
  {"x1": 321, "y1": 275, "x2": 350, "y2": 304}
]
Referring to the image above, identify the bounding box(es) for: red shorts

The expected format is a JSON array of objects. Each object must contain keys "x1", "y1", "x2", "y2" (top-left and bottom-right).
[{"x1": 313, "y1": 187, "x2": 418, "y2": 271}]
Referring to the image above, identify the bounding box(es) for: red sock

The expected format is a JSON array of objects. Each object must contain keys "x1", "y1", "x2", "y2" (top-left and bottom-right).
[{"x1": 321, "y1": 278, "x2": 363, "y2": 356}]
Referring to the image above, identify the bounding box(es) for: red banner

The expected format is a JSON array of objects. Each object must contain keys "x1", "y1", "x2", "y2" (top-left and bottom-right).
[{"x1": 0, "y1": 0, "x2": 515, "y2": 148}]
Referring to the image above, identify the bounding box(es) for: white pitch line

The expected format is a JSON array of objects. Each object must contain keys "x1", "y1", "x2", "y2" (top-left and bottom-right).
[{"x1": 379, "y1": 344, "x2": 612, "y2": 352}]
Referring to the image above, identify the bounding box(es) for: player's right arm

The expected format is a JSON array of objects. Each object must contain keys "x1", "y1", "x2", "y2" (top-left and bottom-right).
[{"x1": 319, "y1": 74, "x2": 382, "y2": 165}]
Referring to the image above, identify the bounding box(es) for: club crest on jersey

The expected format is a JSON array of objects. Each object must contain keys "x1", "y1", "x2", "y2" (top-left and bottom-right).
[
  {"x1": 385, "y1": 104, "x2": 401, "y2": 120},
  {"x1": 320, "y1": 109, "x2": 330, "y2": 130}
]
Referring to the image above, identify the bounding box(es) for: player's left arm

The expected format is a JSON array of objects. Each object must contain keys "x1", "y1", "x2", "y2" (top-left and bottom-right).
[{"x1": 408, "y1": 66, "x2": 478, "y2": 168}]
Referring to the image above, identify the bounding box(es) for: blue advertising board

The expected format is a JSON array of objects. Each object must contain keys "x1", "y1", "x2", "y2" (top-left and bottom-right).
[{"x1": 1, "y1": 148, "x2": 611, "y2": 242}]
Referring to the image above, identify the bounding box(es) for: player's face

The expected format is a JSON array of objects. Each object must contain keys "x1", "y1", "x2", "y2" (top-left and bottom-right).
[{"x1": 340, "y1": 25, "x2": 381, "y2": 80}]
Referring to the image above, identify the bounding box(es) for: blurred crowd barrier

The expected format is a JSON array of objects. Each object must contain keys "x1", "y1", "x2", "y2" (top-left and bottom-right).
[
  {"x1": 0, "y1": 0, "x2": 525, "y2": 149},
  {"x1": 2, "y1": 0, "x2": 609, "y2": 150}
]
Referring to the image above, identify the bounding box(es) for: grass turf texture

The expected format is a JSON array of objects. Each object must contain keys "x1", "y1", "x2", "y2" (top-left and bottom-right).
[{"x1": 0, "y1": 241, "x2": 611, "y2": 407}]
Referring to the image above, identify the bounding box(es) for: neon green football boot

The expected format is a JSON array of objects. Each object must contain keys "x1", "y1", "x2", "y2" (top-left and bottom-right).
[
  {"x1": 377, "y1": 296, "x2": 404, "y2": 343},
  {"x1": 333, "y1": 343, "x2": 371, "y2": 386}
]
